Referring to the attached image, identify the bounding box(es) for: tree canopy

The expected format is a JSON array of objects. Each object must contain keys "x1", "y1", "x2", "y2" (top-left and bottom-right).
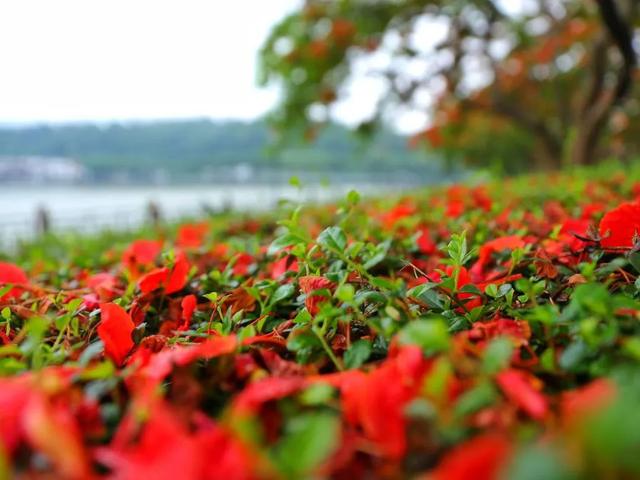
[{"x1": 260, "y1": 0, "x2": 639, "y2": 171}]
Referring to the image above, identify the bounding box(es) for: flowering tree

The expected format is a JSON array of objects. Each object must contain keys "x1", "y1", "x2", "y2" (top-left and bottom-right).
[{"x1": 260, "y1": 0, "x2": 638, "y2": 171}]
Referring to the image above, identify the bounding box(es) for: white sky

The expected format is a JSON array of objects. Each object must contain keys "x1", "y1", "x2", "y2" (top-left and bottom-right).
[{"x1": 0, "y1": 0, "x2": 304, "y2": 124}]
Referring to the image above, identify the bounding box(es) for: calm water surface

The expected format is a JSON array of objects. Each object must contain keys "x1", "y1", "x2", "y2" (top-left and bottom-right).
[{"x1": 0, "y1": 183, "x2": 397, "y2": 245}]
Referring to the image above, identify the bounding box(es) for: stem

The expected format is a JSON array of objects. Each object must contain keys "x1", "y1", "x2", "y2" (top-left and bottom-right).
[{"x1": 312, "y1": 326, "x2": 344, "y2": 371}]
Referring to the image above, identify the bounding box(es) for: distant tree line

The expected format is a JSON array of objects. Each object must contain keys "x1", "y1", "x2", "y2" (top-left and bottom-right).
[{"x1": 0, "y1": 120, "x2": 441, "y2": 181}]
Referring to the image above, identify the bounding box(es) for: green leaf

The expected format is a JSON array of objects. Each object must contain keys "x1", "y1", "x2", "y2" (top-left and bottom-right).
[
  {"x1": 505, "y1": 445, "x2": 571, "y2": 480},
  {"x1": 293, "y1": 309, "x2": 312, "y2": 325},
  {"x1": 336, "y1": 284, "x2": 355, "y2": 302},
  {"x1": 288, "y1": 175, "x2": 301, "y2": 188},
  {"x1": 0, "y1": 357, "x2": 27, "y2": 375},
  {"x1": 460, "y1": 284, "x2": 483, "y2": 295},
  {"x1": 559, "y1": 341, "x2": 589, "y2": 371},
  {"x1": 268, "y1": 233, "x2": 307, "y2": 256},
  {"x1": 408, "y1": 284, "x2": 444, "y2": 309},
  {"x1": 203, "y1": 292, "x2": 218, "y2": 303},
  {"x1": 271, "y1": 284, "x2": 295, "y2": 304},
  {"x1": 287, "y1": 328, "x2": 321, "y2": 353},
  {"x1": 272, "y1": 412, "x2": 340, "y2": 478},
  {"x1": 370, "y1": 276, "x2": 396, "y2": 291},
  {"x1": 454, "y1": 381, "x2": 497, "y2": 417},
  {"x1": 346, "y1": 190, "x2": 360, "y2": 205},
  {"x1": 317, "y1": 226, "x2": 347, "y2": 252},
  {"x1": 398, "y1": 317, "x2": 450, "y2": 354},
  {"x1": 78, "y1": 341, "x2": 105, "y2": 366},
  {"x1": 0, "y1": 285, "x2": 12, "y2": 299},
  {"x1": 344, "y1": 340, "x2": 372, "y2": 369},
  {"x1": 299, "y1": 383, "x2": 335, "y2": 405},
  {"x1": 79, "y1": 361, "x2": 115, "y2": 380},
  {"x1": 65, "y1": 298, "x2": 84, "y2": 313},
  {"x1": 482, "y1": 337, "x2": 514, "y2": 374},
  {"x1": 485, "y1": 283, "x2": 499, "y2": 298}
]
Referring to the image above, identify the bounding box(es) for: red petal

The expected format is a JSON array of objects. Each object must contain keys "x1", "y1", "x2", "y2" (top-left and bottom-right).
[
  {"x1": 98, "y1": 303, "x2": 135, "y2": 366},
  {"x1": 96, "y1": 401, "x2": 254, "y2": 480},
  {"x1": 496, "y1": 369, "x2": 548, "y2": 420},
  {"x1": 471, "y1": 235, "x2": 525, "y2": 279},
  {"x1": 122, "y1": 239, "x2": 162, "y2": 270},
  {"x1": 417, "y1": 228, "x2": 437, "y2": 254},
  {"x1": 165, "y1": 253, "x2": 190, "y2": 294},
  {"x1": 87, "y1": 272, "x2": 117, "y2": 300},
  {"x1": 138, "y1": 267, "x2": 169, "y2": 294},
  {"x1": 299, "y1": 275, "x2": 334, "y2": 315},
  {"x1": 0, "y1": 377, "x2": 33, "y2": 453},
  {"x1": 179, "y1": 294, "x2": 197, "y2": 329},
  {"x1": 430, "y1": 434, "x2": 512, "y2": 480},
  {"x1": 0, "y1": 262, "x2": 28, "y2": 300},
  {"x1": 231, "y1": 253, "x2": 254, "y2": 277},
  {"x1": 23, "y1": 394, "x2": 90, "y2": 479},
  {"x1": 176, "y1": 223, "x2": 209, "y2": 249},
  {"x1": 299, "y1": 275, "x2": 333, "y2": 294},
  {"x1": 599, "y1": 201, "x2": 640, "y2": 248},
  {"x1": 137, "y1": 335, "x2": 237, "y2": 381},
  {"x1": 232, "y1": 377, "x2": 305, "y2": 415},
  {"x1": 339, "y1": 346, "x2": 428, "y2": 459},
  {"x1": 561, "y1": 378, "x2": 616, "y2": 425}
]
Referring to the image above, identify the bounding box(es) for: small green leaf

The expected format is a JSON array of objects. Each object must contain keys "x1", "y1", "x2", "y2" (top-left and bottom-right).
[
  {"x1": 289, "y1": 176, "x2": 301, "y2": 188},
  {"x1": 272, "y1": 412, "x2": 340, "y2": 477},
  {"x1": 0, "y1": 285, "x2": 12, "y2": 299},
  {"x1": 344, "y1": 340, "x2": 372, "y2": 369},
  {"x1": 336, "y1": 284, "x2": 355, "y2": 302},
  {"x1": 65, "y1": 298, "x2": 83, "y2": 313},
  {"x1": 293, "y1": 309, "x2": 312, "y2": 325},
  {"x1": 80, "y1": 361, "x2": 115, "y2": 380},
  {"x1": 346, "y1": 190, "x2": 360, "y2": 205},
  {"x1": 485, "y1": 283, "x2": 499, "y2": 298},
  {"x1": 299, "y1": 383, "x2": 335, "y2": 405},
  {"x1": 271, "y1": 284, "x2": 295, "y2": 304},
  {"x1": 268, "y1": 234, "x2": 307, "y2": 256},
  {"x1": 317, "y1": 226, "x2": 347, "y2": 252},
  {"x1": 482, "y1": 337, "x2": 514, "y2": 374},
  {"x1": 204, "y1": 292, "x2": 218, "y2": 303},
  {"x1": 398, "y1": 317, "x2": 450, "y2": 354},
  {"x1": 454, "y1": 381, "x2": 497, "y2": 417}
]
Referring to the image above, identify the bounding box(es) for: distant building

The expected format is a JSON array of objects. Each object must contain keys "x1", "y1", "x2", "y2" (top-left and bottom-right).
[{"x1": 0, "y1": 156, "x2": 88, "y2": 184}]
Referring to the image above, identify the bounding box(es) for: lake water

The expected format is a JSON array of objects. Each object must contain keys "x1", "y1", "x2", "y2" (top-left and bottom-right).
[{"x1": 0, "y1": 183, "x2": 398, "y2": 246}]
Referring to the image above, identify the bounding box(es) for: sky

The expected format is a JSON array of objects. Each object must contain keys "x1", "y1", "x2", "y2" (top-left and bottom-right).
[{"x1": 0, "y1": 0, "x2": 304, "y2": 125}]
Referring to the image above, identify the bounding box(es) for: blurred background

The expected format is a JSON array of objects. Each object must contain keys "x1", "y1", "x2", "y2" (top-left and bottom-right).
[
  {"x1": 0, "y1": 0, "x2": 448, "y2": 245},
  {"x1": 0, "y1": 0, "x2": 637, "y2": 244}
]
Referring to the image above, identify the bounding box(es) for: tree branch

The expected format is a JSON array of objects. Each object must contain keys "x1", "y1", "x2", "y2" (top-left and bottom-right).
[{"x1": 595, "y1": 0, "x2": 637, "y2": 100}]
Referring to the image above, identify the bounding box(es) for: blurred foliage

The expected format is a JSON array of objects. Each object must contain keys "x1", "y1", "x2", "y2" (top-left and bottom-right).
[{"x1": 260, "y1": 0, "x2": 639, "y2": 171}]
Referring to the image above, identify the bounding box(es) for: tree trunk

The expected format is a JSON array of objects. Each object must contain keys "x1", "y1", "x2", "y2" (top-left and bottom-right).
[
  {"x1": 571, "y1": 0, "x2": 637, "y2": 165},
  {"x1": 571, "y1": 89, "x2": 615, "y2": 166},
  {"x1": 534, "y1": 135, "x2": 563, "y2": 171}
]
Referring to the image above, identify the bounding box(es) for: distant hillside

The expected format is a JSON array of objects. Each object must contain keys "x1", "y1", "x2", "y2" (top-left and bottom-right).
[{"x1": 0, "y1": 119, "x2": 446, "y2": 183}]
